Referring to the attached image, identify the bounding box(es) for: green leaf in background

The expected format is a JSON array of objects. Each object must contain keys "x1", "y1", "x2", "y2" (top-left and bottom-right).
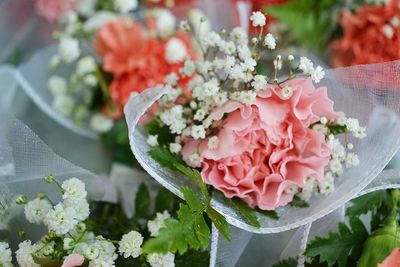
[
  {"x1": 267, "y1": 0, "x2": 343, "y2": 49},
  {"x1": 134, "y1": 183, "x2": 150, "y2": 219},
  {"x1": 148, "y1": 147, "x2": 184, "y2": 172},
  {"x1": 6, "y1": 50, "x2": 23, "y2": 66},
  {"x1": 231, "y1": 198, "x2": 260, "y2": 228},
  {"x1": 145, "y1": 119, "x2": 176, "y2": 146},
  {"x1": 305, "y1": 217, "x2": 368, "y2": 267},
  {"x1": 290, "y1": 196, "x2": 310, "y2": 208},
  {"x1": 346, "y1": 191, "x2": 391, "y2": 217},
  {"x1": 143, "y1": 218, "x2": 189, "y2": 254},
  {"x1": 272, "y1": 258, "x2": 298, "y2": 267},
  {"x1": 205, "y1": 206, "x2": 231, "y2": 241},
  {"x1": 175, "y1": 250, "x2": 210, "y2": 267},
  {"x1": 155, "y1": 187, "x2": 180, "y2": 213}
]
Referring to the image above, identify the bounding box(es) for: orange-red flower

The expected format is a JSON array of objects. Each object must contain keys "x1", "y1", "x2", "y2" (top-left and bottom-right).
[
  {"x1": 331, "y1": 0, "x2": 400, "y2": 67},
  {"x1": 94, "y1": 18, "x2": 196, "y2": 114}
]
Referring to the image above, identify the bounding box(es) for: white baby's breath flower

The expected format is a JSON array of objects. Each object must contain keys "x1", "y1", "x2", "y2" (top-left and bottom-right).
[
  {"x1": 194, "y1": 108, "x2": 207, "y2": 121},
  {"x1": 382, "y1": 24, "x2": 394, "y2": 39},
  {"x1": 298, "y1": 57, "x2": 314, "y2": 74},
  {"x1": 319, "y1": 179, "x2": 335, "y2": 195},
  {"x1": 16, "y1": 240, "x2": 39, "y2": 267},
  {"x1": 147, "y1": 135, "x2": 159, "y2": 147},
  {"x1": 213, "y1": 92, "x2": 228, "y2": 106},
  {"x1": 24, "y1": 198, "x2": 52, "y2": 224},
  {"x1": 0, "y1": 242, "x2": 12, "y2": 267},
  {"x1": 53, "y1": 95, "x2": 75, "y2": 116},
  {"x1": 58, "y1": 37, "x2": 80, "y2": 63},
  {"x1": 62, "y1": 177, "x2": 87, "y2": 201},
  {"x1": 311, "y1": 66, "x2": 325, "y2": 83},
  {"x1": 113, "y1": 0, "x2": 138, "y2": 13},
  {"x1": 180, "y1": 59, "x2": 196, "y2": 76},
  {"x1": 329, "y1": 158, "x2": 343, "y2": 176},
  {"x1": 147, "y1": 252, "x2": 175, "y2": 267},
  {"x1": 179, "y1": 20, "x2": 191, "y2": 31},
  {"x1": 219, "y1": 40, "x2": 236, "y2": 55},
  {"x1": 230, "y1": 27, "x2": 248, "y2": 44},
  {"x1": 65, "y1": 198, "x2": 90, "y2": 221},
  {"x1": 229, "y1": 65, "x2": 245, "y2": 81},
  {"x1": 203, "y1": 78, "x2": 220, "y2": 97},
  {"x1": 77, "y1": 56, "x2": 97, "y2": 76},
  {"x1": 207, "y1": 136, "x2": 219, "y2": 149},
  {"x1": 48, "y1": 76, "x2": 67, "y2": 96},
  {"x1": 237, "y1": 45, "x2": 252, "y2": 61},
  {"x1": 88, "y1": 259, "x2": 114, "y2": 267},
  {"x1": 202, "y1": 31, "x2": 222, "y2": 48},
  {"x1": 191, "y1": 125, "x2": 206, "y2": 139},
  {"x1": 147, "y1": 210, "x2": 171, "y2": 237},
  {"x1": 44, "y1": 204, "x2": 78, "y2": 236},
  {"x1": 239, "y1": 91, "x2": 257, "y2": 106},
  {"x1": 251, "y1": 75, "x2": 268, "y2": 91},
  {"x1": 188, "y1": 9, "x2": 211, "y2": 38},
  {"x1": 119, "y1": 231, "x2": 143, "y2": 258},
  {"x1": 312, "y1": 124, "x2": 328, "y2": 135},
  {"x1": 188, "y1": 153, "x2": 200, "y2": 166},
  {"x1": 345, "y1": 153, "x2": 360, "y2": 168},
  {"x1": 155, "y1": 9, "x2": 176, "y2": 38},
  {"x1": 77, "y1": 0, "x2": 96, "y2": 16},
  {"x1": 353, "y1": 127, "x2": 367, "y2": 139},
  {"x1": 164, "y1": 73, "x2": 179, "y2": 86},
  {"x1": 284, "y1": 185, "x2": 299, "y2": 195},
  {"x1": 288, "y1": 54, "x2": 294, "y2": 62},
  {"x1": 169, "y1": 143, "x2": 182, "y2": 154},
  {"x1": 165, "y1": 38, "x2": 187, "y2": 64},
  {"x1": 196, "y1": 60, "x2": 212, "y2": 76},
  {"x1": 250, "y1": 11, "x2": 266, "y2": 27},
  {"x1": 241, "y1": 58, "x2": 257, "y2": 71},
  {"x1": 90, "y1": 113, "x2": 114, "y2": 133},
  {"x1": 83, "y1": 74, "x2": 98, "y2": 86},
  {"x1": 263, "y1": 33, "x2": 276, "y2": 49}
]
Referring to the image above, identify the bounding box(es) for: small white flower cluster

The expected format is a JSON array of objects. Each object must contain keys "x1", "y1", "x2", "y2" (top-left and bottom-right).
[
  {"x1": 297, "y1": 116, "x2": 366, "y2": 201},
  {"x1": 146, "y1": 210, "x2": 175, "y2": 267},
  {"x1": 298, "y1": 57, "x2": 325, "y2": 83},
  {"x1": 0, "y1": 241, "x2": 12, "y2": 267}
]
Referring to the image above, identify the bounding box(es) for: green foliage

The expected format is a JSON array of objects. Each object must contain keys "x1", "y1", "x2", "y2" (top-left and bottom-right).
[
  {"x1": 174, "y1": 164, "x2": 210, "y2": 200},
  {"x1": 175, "y1": 250, "x2": 210, "y2": 267},
  {"x1": 290, "y1": 196, "x2": 310, "y2": 208},
  {"x1": 134, "y1": 183, "x2": 151, "y2": 219},
  {"x1": 267, "y1": 0, "x2": 344, "y2": 49},
  {"x1": 305, "y1": 218, "x2": 368, "y2": 267},
  {"x1": 346, "y1": 191, "x2": 391, "y2": 218},
  {"x1": 327, "y1": 124, "x2": 347, "y2": 135},
  {"x1": 148, "y1": 147, "x2": 184, "y2": 172},
  {"x1": 155, "y1": 187, "x2": 180, "y2": 214},
  {"x1": 205, "y1": 206, "x2": 231, "y2": 241},
  {"x1": 6, "y1": 50, "x2": 23, "y2": 66},
  {"x1": 101, "y1": 119, "x2": 136, "y2": 166},
  {"x1": 145, "y1": 119, "x2": 176, "y2": 146},
  {"x1": 231, "y1": 198, "x2": 260, "y2": 228},
  {"x1": 272, "y1": 258, "x2": 298, "y2": 267}
]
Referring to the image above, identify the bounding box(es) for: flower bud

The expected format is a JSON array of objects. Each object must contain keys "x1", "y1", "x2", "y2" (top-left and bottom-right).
[
  {"x1": 15, "y1": 195, "x2": 27, "y2": 205},
  {"x1": 45, "y1": 175, "x2": 54, "y2": 183}
]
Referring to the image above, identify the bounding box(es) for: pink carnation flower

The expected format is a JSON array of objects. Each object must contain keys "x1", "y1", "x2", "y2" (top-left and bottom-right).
[
  {"x1": 35, "y1": 0, "x2": 77, "y2": 23},
  {"x1": 61, "y1": 254, "x2": 85, "y2": 267},
  {"x1": 182, "y1": 78, "x2": 340, "y2": 210},
  {"x1": 379, "y1": 248, "x2": 400, "y2": 267}
]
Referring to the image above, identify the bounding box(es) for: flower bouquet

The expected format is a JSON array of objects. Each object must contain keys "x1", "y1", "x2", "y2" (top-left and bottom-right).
[{"x1": 123, "y1": 10, "x2": 400, "y2": 257}]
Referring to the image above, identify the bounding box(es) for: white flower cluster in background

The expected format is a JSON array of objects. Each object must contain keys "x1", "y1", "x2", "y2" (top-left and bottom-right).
[
  {"x1": 146, "y1": 210, "x2": 175, "y2": 267},
  {"x1": 297, "y1": 116, "x2": 366, "y2": 201},
  {"x1": 15, "y1": 176, "x2": 155, "y2": 266},
  {"x1": 0, "y1": 242, "x2": 12, "y2": 267}
]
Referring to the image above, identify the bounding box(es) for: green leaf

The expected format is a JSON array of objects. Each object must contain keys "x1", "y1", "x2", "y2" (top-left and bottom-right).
[
  {"x1": 267, "y1": 0, "x2": 342, "y2": 49},
  {"x1": 290, "y1": 196, "x2": 310, "y2": 208},
  {"x1": 194, "y1": 214, "x2": 211, "y2": 249},
  {"x1": 175, "y1": 164, "x2": 210, "y2": 200},
  {"x1": 134, "y1": 183, "x2": 150, "y2": 218},
  {"x1": 258, "y1": 209, "x2": 279, "y2": 220},
  {"x1": 205, "y1": 206, "x2": 231, "y2": 241},
  {"x1": 6, "y1": 50, "x2": 23, "y2": 66},
  {"x1": 145, "y1": 119, "x2": 176, "y2": 146},
  {"x1": 305, "y1": 217, "x2": 368, "y2": 267},
  {"x1": 346, "y1": 191, "x2": 390, "y2": 217},
  {"x1": 181, "y1": 186, "x2": 205, "y2": 212},
  {"x1": 148, "y1": 147, "x2": 184, "y2": 172},
  {"x1": 175, "y1": 250, "x2": 210, "y2": 267},
  {"x1": 155, "y1": 187, "x2": 180, "y2": 213},
  {"x1": 178, "y1": 204, "x2": 202, "y2": 250},
  {"x1": 231, "y1": 198, "x2": 260, "y2": 228},
  {"x1": 143, "y1": 218, "x2": 188, "y2": 254},
  {"x1": 272, "y1": 258, "x2": 297, "y2": 267}
]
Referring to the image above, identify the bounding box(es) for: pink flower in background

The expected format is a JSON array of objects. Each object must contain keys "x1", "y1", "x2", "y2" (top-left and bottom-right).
[
  {"x1": 61, "y1": 254, "x2": 85, "y2": 267},
  {"x1": 34, "y1": 0, "x2": 77, "y2": 23},
  {"x1": 378, "y1": 248, "x2": 400, "y2": 267},
  {"x1": 182, "y1": 78, "x2": 339, "y2": 210}
]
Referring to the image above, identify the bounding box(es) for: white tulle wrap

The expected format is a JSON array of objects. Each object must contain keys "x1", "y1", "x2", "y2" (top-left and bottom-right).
[{"x1": 124, "y1": 60, "x2": 400, "y2": 266}]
